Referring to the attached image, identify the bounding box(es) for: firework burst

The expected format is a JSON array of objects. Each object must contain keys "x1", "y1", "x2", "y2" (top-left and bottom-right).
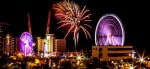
[{"x1": 52, "y1": 0, "x2": 92, "y2": 49}]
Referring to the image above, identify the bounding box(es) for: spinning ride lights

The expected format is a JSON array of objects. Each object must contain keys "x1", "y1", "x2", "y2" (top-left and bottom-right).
[
  {"x1": 19, "y1": 32, "x2": 34, "y2": 56},
  {"x1": 95, "y1": 14, "x2": 125, "y2": 46}
]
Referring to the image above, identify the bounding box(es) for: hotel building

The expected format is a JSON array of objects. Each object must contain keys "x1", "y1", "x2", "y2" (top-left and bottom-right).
[{"x1": 92, "y1": 46, "x2": 135, "y2": 60}]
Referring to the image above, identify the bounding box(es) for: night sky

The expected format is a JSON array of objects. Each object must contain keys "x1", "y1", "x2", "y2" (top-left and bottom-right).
[{"x1": 0, "y1": 0, "x2": 150, "y2": 53}]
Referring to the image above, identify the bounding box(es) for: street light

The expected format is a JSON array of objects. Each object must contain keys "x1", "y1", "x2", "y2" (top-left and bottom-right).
[
  {"x1": 32, "y1": 42, "x2": 35, "y2": 46},
  {"x1": 140, "y1": 58, "x2": 144, "y2": 62},
  {"x1": 139, "y1": 57, "x2": 145, "y2": 69},
  {"x1": 17, "y1": 53, "x2": 23, "y2": 62},
  {"x1": 129, "y1": 66, "x2": 134, "y2": 69},
  {"x1": 77, "y1": 55, "x2": 81, "y2": 60},
  {"x1": 17, "y1": 53, "x2": 22, "y2": 58}
]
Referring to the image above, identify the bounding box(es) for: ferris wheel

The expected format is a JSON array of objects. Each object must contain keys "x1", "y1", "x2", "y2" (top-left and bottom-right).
[
  {"x1": 19, "y1": 32, "x2": 33, "y2": 56},
  {"x1": 95, "y1": 14, "x2": 125, "y2": 46}
]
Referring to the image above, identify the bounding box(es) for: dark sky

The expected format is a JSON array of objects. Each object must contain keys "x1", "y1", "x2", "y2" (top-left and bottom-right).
[{"x1": 0, "y1": 0, "x2": 150, "y2": 53}]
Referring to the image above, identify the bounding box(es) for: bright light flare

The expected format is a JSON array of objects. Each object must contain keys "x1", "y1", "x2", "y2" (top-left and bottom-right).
[
  {"x1": 136, "y1": 49, "x2": 147, "y2": 62},
  {"x1": 77, "y1": 56, "x2": 81, "y2": 60},
  {"x1": 35, "y1": 59, "x2": 40, "y2": 64},
  {"x1": 129, "y1": 66, "x2": 134, "y2": 69},
  {"x1": 129, "y1": 64, "x2": 136, "y2": 69}
]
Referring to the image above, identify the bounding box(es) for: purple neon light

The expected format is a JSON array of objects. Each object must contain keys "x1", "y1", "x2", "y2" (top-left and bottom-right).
[
  {"x1": 95, "y1": 14, "x2": 125, "y2": 46},
  {"x1": 19, "y1": 32, "x2": 33, "y2": 56}
]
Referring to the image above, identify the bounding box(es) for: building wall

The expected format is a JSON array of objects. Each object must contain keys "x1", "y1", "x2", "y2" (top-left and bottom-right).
[
  {"x1": 0, "y1": 26, "x2": 3, "y2": 53},
  {"x1": 37, "y1": 37, "x2": 42, "y2": 52},
  {"x1": 15, "y1": 37, "x2": 19, "y2": 53},
  {"x1": 45, "y1": 34, "x2": 55, "y2": 53},
  {"x1": 0, "y1": 24, "x2": 11, "y2": 53},
  {"x1": 3, "y1": 34, "x2": 17, "y2": 56},
  {"x1": 36, "y1": 34, "x2": 66, "y2": 57},
  {"x1": 55, "y1": 39, "x2": 66, "y2": 52},
  {"x1": 92, "y1": 46, "x2": 133, "y2": 60},
  {"x1": 5, "y1": 34, "x2": 10, "y2": 55}
]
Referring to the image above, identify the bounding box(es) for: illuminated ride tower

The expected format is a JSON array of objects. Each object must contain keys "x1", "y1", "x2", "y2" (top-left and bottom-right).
[
  {"x1": 27, "y1": 13, "x2": 32, "y2": 34},
  {"x1": 92, "y1": 14, "x2": 134, "y2": 60}
]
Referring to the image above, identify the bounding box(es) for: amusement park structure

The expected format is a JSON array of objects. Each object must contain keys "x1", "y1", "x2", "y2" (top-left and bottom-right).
[
  {"x1": 92, "y1": 14, "x2": 134, "y2": 60},
  {"x1": 24, "y1": 10, "x2": 66, "y2": 57},
  {"x1": 27, "y1": 11, "x2": 51, "y2": 35}
]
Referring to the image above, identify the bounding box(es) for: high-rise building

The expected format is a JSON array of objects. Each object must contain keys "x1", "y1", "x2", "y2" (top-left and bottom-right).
[
  {"x1": 5, "y1": 34, "x2": 11, "y2": 55},
  {"x1": 0, "y1": 23, "x2": 10, "y2": 53},
  {"x1": 44, "y1": 34, "x2": 55, "y2": 56},
  {"x1": 37, "y1": 37, "x2": 44, "y2": 53},
  {"x1": 3, "y1": 34, "x2": 17, "y2": 56},
  {"x1": 36, "y1": 34, "x2": 66, "y2": 57},
  {"x1": 36, "y1": 34, "x2": 56, "y2": 57},
  {"x1": 0, "y1": 26, "x2": 3, "y2": 53}
]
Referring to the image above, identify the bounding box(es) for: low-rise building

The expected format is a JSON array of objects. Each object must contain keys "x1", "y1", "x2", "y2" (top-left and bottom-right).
[{"x1": 92, "y1": 46, "x2": 135, "y2": 60}]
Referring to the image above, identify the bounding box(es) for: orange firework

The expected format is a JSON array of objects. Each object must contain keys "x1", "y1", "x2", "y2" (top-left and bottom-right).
[{"x1": 52, "y1": 0, "x2": 92, "y2": 48}]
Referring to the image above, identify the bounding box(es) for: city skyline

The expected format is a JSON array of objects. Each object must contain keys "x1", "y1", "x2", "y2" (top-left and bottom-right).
[{"x1": 0, "y1": 0, "x2": 150, "y2": 52}]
